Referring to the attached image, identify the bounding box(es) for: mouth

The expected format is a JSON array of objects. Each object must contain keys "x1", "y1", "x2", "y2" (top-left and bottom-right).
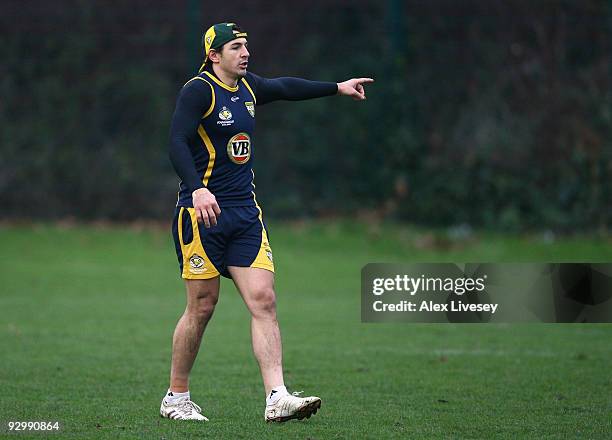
[{"x1": 239, "y1": 61, "x2": 248, "y2": 69}]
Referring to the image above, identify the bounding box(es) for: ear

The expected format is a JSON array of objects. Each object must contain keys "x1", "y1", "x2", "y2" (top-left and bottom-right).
[{"x1": 208, "y1": 49, "x2": 220, "y2": 63}]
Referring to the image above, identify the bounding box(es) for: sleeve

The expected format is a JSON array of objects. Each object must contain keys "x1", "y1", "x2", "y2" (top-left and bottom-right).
[
  {"x1": 168, "y1": 79, "x2": 213, "y2": 192},
  {"x1": 247, "y1": 72, "x2": 338, "y2": 106}
]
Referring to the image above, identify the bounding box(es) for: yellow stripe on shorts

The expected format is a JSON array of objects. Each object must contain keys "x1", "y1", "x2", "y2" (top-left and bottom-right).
[
  {"x1": 250, "y1": 194, "x2": 275, "y2": 273},
  {"x1": 178, "y1": 207, "x2": 220, "y2": 279}
]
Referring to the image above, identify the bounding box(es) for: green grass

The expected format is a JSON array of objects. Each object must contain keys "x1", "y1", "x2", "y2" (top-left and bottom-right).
[{"x1": 1, "y1": 222, "x2": 611, "y2": 439}]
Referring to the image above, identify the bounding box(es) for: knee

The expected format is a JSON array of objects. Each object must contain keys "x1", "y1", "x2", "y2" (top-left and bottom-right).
[
  {"x1": 250, "y1": 287, "x2": 277, "y2": 318},
  {"x1": 187, "y1": 289, "x2": 219, "y2": 321}
]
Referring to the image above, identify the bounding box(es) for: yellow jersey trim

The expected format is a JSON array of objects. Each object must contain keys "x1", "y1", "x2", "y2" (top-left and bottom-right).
[
  {"x1": 183, "y1": 76, "x2": 216, "y2": 119},
  {"x1": 204, "y1": 71, "x2": 239, "y2": 92},
  {"x1": 241, "y1": 78, "x2": 257, "y2": 104},
  {"x1": 183, "y1": 76, "x2": 200, "y2": 87},
  {"x1": 197, "y1": 125, "x2": 216, "y2": 186},
  {"x1": 202, "y1": 80, "x2": 215, "y2": 118}
]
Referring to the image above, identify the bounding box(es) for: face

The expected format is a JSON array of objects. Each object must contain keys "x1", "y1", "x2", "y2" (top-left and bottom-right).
[{"x1": 212, "y1": 37, "x2": 249, "y2": 78}]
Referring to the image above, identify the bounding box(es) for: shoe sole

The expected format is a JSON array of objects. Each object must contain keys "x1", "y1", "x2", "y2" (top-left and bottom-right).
[
  {"x1": 266, "y1": 398, "x2": 322, "y2": 423},
  {"x1": 160, "y1": 408, "x2": 208, "y2": 421},
  {"x1": 160, "y1": 413, "x2": 208, "y2": 421}
]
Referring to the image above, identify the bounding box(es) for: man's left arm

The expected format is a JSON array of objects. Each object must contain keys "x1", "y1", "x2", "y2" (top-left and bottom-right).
[{"x1": 248, "y1": 73, "x2": 374, "y2": 105}]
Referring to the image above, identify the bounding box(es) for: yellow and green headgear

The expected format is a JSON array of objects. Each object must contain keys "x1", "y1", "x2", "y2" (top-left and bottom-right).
[{"x1": 198, "y1": 22, "x2": 248, "y2": 73}]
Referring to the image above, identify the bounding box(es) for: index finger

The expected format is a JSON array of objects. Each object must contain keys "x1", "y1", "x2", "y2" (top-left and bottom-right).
[{"x1": 356, "y1": 78, "x2": 375, "y2": 84}]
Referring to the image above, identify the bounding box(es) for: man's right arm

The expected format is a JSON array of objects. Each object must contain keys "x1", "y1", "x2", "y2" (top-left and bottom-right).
[
  {"x1": 168, "y1": 79, "x2": 221, "y2": 227},
  {"x1": 168, "y1": 79, "x2": 212, "y2": 192}
]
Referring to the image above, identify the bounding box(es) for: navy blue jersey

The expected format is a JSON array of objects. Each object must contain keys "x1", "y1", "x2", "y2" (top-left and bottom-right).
[
  {"x1": 169, "y1": 68, "x2": 337, "y2": 208},
  {"x1": 180, "y1": 71, "x2": 257, "y2": 207}
]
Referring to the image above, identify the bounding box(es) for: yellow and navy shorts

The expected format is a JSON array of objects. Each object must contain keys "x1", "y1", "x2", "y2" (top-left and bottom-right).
[{"x1": 172, "y1": 205, "x2": 274, "y2": 279}]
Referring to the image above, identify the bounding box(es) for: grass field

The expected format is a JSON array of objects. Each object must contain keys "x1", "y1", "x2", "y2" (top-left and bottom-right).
[{"x1": 1, "y1": 223, "x2": 611, "y2": 439}]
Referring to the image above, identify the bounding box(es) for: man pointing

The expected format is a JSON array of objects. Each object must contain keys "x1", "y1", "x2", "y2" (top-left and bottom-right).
[{"x1": 161, "y1": 22, "x2": 373, "y2": 422}]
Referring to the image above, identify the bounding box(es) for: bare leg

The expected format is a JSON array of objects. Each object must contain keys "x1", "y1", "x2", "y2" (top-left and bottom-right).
[
  {"x1": 169, "y1": 277, "x2": 220, "y2": 392},
  {"x1": 228, "y1": 267, "x2": 283, "y2": 396}
]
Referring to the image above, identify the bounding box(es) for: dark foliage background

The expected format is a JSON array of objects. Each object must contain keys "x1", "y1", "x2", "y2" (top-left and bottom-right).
[{"x1": 1, "y1": 0, "x2": 610, "y2": 231}]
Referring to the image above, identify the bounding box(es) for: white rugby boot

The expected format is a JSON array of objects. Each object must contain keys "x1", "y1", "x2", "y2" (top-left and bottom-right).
[
  {"x1": 264, "y1": 391, "x2": 322, "y2": 422},
  {"x1": 160, "y1": 395, "x2": 209, "y2": 421}
]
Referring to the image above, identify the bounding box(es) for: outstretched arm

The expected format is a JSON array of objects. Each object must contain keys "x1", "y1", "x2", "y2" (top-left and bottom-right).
[
  {"x1": 249, "y1": 74, "x2": 338, "y2": 105},
  {"x1": 248, "y1": 72, "x2": 374, "y2": 105}
]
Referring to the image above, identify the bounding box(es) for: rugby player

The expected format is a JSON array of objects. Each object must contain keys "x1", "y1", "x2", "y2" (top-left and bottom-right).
[{"x1": 160, "y1": 22, "x2": 373, "y2": 422}]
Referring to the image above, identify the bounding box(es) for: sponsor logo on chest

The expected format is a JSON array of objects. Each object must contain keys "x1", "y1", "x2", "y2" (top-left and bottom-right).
[{"x1": 227, "y1": 132, "x2": 251, "y2": 164}]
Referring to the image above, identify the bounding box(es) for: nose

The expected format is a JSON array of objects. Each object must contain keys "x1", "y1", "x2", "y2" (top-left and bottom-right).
[{"x1": 242, "y1": 46, "x2": 249, "y2": 58}]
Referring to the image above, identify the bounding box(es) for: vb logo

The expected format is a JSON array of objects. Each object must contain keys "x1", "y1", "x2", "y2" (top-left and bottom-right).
[{"x1": 227, "y1": 132, "x2": 251, "y2": 164}]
